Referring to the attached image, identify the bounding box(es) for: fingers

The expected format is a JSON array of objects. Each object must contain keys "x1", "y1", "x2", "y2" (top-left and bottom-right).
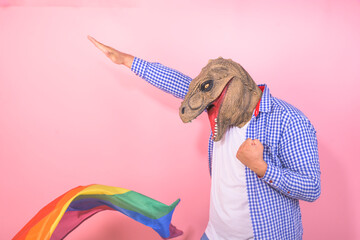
[
  {"x1": 244, "y1": 138, "x2": 255, "y2": 146},
  {"x1": 87, "y1": 35, "x2": 111, "y2": 54},
  {"x1": 246, "y1": 139, "x2": 261, "y2": 144},
  {"x1": 243, "y1": 138, "x2": 262, "y2": 147}
]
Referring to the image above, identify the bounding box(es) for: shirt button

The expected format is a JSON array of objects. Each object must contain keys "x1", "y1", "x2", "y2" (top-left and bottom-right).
[
  {"x1": 287, "y1": 191, "x2": 290, "y2": 194},
  {"x1": 269, "y1": 180, "x2": 273, "y2": 183}
]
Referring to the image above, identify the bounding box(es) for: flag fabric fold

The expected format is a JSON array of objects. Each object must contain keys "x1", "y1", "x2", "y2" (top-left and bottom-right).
[{"x1": 13, "y1": 184, "x2": 182, "y2": 240}]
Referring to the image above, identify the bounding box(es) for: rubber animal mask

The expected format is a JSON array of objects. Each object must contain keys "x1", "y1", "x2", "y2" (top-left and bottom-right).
[{"x1": 179, "y1": 57, "x2": 262, "y2": 141}]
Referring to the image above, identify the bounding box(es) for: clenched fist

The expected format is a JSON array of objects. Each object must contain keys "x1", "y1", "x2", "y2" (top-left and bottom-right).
[{"x1": 236, "y1": 139, "x2": 267, "y2": 178}]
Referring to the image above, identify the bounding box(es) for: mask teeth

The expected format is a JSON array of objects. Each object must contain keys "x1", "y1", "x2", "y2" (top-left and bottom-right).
[
  {"x1": 212, "y1": 133, "x2": 217, "y2": 140},
  {"x1": 213, "y1": 124, "x2": 218, "y2": 139},
  {"x1": 213, "y1": 118, "x2": 218, "y2": 140}
]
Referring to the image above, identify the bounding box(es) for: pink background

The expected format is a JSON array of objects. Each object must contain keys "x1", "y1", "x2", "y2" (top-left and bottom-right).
[{"x1": 1, "y1": 0, "x2": 359, "y2": 239}]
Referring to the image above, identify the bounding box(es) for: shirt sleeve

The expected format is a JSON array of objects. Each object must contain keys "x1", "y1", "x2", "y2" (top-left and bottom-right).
[
  {"x1": 131, "y1": 57, "x2": 192, "y2": 100},
  {"x1": 261, "y1": 118, "x2": 321, "y2": 202}
]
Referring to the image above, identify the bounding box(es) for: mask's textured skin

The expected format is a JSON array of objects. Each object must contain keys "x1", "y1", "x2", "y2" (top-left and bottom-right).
[{"x1": 179, "y1": 57, "x2": 262, "y2": 141}]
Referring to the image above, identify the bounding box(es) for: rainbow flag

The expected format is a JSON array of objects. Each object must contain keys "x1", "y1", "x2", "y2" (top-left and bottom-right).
[{"x1": 13, "y1": 184, "x2": 182, "y2": 240}]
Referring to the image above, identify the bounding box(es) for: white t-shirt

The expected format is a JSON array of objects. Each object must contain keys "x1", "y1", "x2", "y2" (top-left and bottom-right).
[{"x1": 205, "y1": 122, "x2": 254, "y2": 240}]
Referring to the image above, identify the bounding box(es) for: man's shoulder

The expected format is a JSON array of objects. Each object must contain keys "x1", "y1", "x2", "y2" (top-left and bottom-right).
[
  {"x1": 270, "y1": 97, "x2": 312, "y2": 127},
  {"x1": 260, "y1": 84, "x2": 310, "y2": 124}
]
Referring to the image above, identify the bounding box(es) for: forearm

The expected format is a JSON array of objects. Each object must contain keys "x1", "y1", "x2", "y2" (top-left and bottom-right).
[
  {"x1": 261, "y1": 117, "x2": 321, "y2": 202},
  {"x1": 131, "y1": 57, "x2": 192, "y2": 99},
  {"x1": 261, "y1": 163, "x2": 321, "y2": 202},
  {"x1": 89, "y1": 35, "x2": 192, "y2": 99}
]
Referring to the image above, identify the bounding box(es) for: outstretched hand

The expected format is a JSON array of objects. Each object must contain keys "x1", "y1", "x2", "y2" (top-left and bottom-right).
[{"x1": 87, "y1": 35, "x2": 134, "y2": 68}]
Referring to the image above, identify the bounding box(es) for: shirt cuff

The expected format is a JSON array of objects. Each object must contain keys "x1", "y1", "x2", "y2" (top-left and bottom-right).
[
  {"x1": 131, "y1": 57, "x2": 149, "y2": 78},
  {"x1": 261, "y1": 163, "x2": 283, "y2": 188}
]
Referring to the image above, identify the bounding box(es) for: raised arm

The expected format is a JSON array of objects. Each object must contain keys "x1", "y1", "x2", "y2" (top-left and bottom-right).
[
  {"x1": 261, "y1": 118, "x2": 321, "y2": 202},
  {"x1": 88, "y1": 36, "x2": 191, "y2": 99}
]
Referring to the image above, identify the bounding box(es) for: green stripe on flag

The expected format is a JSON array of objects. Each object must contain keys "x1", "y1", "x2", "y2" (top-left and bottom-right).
[{"x1": 73, "y1": 191, "x2": 180, "y2": 219}]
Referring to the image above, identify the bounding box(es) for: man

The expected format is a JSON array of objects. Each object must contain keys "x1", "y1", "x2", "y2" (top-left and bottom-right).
[{"x1": 88, "y1": 36, "x2": 321, "y2": 240}]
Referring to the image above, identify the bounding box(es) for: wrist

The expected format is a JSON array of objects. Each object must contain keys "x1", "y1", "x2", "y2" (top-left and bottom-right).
[
  {"x1": 124, "y1": 54, "x2": 135, "y2": 68},
  {"x1": 253, "y1": 160, "x2": 267, "y2": 178}
]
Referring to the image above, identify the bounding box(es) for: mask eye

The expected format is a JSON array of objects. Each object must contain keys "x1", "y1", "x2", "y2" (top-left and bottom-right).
[{"x1": 200, "y1": 80, "x2": 214, "y2": 92}]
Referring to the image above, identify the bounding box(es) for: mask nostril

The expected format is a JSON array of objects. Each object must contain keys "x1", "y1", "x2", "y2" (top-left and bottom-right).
[{"x1": 181, "y1": 107, "x2": 185, "y2": 114}]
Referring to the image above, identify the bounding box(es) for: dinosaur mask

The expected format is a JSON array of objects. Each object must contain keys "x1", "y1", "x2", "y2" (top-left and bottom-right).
[{"x1": 179, "y1": 57, "x2": 262, "y2": 141}]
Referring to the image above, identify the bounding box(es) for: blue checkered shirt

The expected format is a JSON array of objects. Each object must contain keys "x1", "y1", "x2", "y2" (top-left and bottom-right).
[{"x1": 131, "y1": 57, "x2": 321, "y2": 240}]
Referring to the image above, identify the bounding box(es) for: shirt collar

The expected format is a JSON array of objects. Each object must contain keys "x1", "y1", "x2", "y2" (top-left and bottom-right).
[{"x1": 254, "y1": 84, "x2": 271, "y2": 117}]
